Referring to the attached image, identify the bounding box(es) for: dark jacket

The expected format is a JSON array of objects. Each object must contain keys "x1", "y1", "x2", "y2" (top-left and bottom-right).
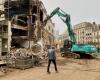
[{"x1": 47, "y1": 48, "x2": 56, "y2": 60}]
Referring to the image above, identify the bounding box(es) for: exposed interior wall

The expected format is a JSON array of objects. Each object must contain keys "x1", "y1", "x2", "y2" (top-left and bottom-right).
[
  {"x1": 17, "y1": 16, "x2": 28, "y2": 26},
  {"x1": 4, "y1": 0, "x2": 30, "y2": 19},
  {"x1": 32, "y1": 5, "x2": 37, "y2": 23},
  {"x1": 21, "y1": 40, "x2": 34, "y2": 48},
  {"x1": 11, "y1": 28, "x2": 27, "y2": 36},
  {"x1": 40, "y1": 10, "x2": 43, "y2": 22},
  {"x1": 2, "y1": 39, "x2": 8, "y2": 52},
  {"x1": 3, "y1": 0, "x2": 44, "y2": 48},
  {"x1": 11, "y1": 28, "x2": 28, "y2": 48}
]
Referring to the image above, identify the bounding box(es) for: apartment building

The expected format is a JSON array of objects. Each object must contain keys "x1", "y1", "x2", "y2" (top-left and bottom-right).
[
  {"x1": 74, "y1": 22, "x2": 95, "y2": 44},
  {"x1": 93, "y1": 24, "x2": 100, "y2": 48}
]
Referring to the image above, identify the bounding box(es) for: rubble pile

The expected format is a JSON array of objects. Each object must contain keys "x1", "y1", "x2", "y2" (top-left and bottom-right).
[
  {"x1": 6, "y1": 48, "x2": 43, "y2": 69},
  {"x1": 9, "y1": 48, "x2": 34, "y2": 59},
  {"x1": 31, "y1": 44, "x2": 41, "y2": 53}
]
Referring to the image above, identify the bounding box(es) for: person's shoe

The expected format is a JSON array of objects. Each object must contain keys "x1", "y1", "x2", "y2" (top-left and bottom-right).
[
  {"x1": 47, "y1": 71, "x2": 51, "y2": 74},
  {"x1": 56, "y1": 71, "x2": 58, "y2": 73}
]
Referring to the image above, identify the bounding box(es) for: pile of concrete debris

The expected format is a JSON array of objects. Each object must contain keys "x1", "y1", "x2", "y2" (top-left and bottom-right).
[
  {"x1": 9, "y1": 48, "x2": 39, "y2": 59},
  {"x1": 6, "y1": 47, "x2": 44, "y2": 69},
  {"x1": 8, "y1": 43, "x2": 44, "y2": 59}
]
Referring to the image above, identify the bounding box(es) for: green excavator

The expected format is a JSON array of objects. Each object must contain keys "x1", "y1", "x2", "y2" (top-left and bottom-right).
[{"x1": 44, "y1": 7, "x2": 97, "y2": 58}]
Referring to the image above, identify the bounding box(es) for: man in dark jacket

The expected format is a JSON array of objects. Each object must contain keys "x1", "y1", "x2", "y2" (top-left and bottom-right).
[{"x1": 47, "y1": 46, "x2": 58, "y2": 73}]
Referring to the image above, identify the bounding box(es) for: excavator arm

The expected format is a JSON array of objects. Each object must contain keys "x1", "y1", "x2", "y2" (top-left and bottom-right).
[
  {"x1": 43, "y1": 7, "x2": 60, "y2": 25},
  {"x1": 43, "y1": 7, "x2": 76, "y2": 43}
]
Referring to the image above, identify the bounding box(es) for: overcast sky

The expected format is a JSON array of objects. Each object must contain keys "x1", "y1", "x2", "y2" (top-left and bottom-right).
[
  {"x1": 0, "y1": 0, "x2": 100, "y2": 34},
  {"x1": 41, "y1": 0, "x2": 100, "y2": 34}
]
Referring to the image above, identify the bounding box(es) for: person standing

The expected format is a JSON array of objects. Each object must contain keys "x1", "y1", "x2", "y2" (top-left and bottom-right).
[{"x1": 47, "y1": 46, "x2": 58, "y2": 73}]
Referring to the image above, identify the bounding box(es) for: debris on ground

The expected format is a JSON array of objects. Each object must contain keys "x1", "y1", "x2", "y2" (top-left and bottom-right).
[{"x1": 6, "y1": 47, "x2": 44, "y2": 69}]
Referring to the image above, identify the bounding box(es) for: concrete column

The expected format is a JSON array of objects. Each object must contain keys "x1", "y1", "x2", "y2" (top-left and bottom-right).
[
  {"x1": 8, "y1": 21, "x2": 12, "y2": 52},
  {"x1": 0, "y1": 38, "x2": 2, "y2": 56}
]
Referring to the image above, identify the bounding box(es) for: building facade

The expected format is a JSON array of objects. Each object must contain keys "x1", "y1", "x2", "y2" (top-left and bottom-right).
[
  {"x1": 93, "y1": 24, "x2": 100, "y2": 48},
  {"x1": 73, "y1": 21, "x2": 100, "y2": 52},
  {"x1": 56, "y1": 30, "x2": 69, "y2": 48},
  {"x1": 74, "y1": 22, "x2": 95, "y2": 44}
]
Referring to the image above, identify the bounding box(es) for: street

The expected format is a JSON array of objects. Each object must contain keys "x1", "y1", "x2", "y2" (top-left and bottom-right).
[{"x1": 1, "y1": 53, "x2": 100, "y2": 80}]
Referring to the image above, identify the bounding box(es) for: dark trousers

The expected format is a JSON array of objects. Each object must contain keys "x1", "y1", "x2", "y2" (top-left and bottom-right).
[{"x1": 47, "y1": 59, "x2": 58, "y2": 72}]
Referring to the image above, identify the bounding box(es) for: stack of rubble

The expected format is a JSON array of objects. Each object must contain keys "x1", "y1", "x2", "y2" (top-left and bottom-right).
[{"x1": 6, "y1": 48, "x2": 43, "y2": 69}]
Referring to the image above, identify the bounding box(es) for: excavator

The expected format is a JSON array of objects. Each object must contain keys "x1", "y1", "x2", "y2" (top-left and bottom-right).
[{"x1": 43, "y1": 7, "x2": 97, "y2": 58}]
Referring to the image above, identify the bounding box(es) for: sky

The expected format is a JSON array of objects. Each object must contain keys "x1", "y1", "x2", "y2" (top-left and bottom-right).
[
  {"x1": 0, "y1": 0, "x2": 100, "y2": 34},
  {"x1": 41, "y1": 0, "x2": 100, "y2": 34}
]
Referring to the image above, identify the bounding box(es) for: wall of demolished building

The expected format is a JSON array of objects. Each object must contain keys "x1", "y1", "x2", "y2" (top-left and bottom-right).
[
  {"x1": 3, "y1": 0, "x2": 43, "y2": 48},
  {"x1": 0, "y1": 0, "x2": 55, "y2": 56},
  {"x1": 0, "y1": 20, "x2": 10, "y2": 56},
  {"x1": 0, "y1": 0, "x2": 5, "y2": 21},
  {"x1": 43, "y1": 20, "x2": 55, "y2": 47},
  {"x1": 40, "y1": 4, "x2": 55, "y2": 48},
  {"x1": 0, "y1": 26, "x2": 2, "y2": 56}
]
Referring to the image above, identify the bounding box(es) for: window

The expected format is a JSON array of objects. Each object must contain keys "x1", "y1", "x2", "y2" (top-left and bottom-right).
[
  {"x1": 48, "y1": 26, "x2": 50, "y2": 30},
  {"x1": 52, "y1": 29, "x2": 53, "y2": 34},
  {"x1": 3, "y1": 26, "x2": 8, "y2": 32}
]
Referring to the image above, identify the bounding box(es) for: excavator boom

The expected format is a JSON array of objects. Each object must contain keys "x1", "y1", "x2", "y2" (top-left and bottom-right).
[{"x1": 43, "y1": 7, "x2": 76, "y2": 43}]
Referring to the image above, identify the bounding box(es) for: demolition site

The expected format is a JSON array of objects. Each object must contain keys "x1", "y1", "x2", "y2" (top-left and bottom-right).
[{"x1": 0, "y1": 0, "x2": 100, "y2": 80}]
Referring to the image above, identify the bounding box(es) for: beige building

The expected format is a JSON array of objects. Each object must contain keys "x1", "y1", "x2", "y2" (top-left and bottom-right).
[
  {"x1": 57, "y1": 30, "x2": 69, "y2": 48},
  {"x1": 74, "y1": 22, "x2": 96, "y2": 44},
  {"x1": 54, "y1": 30, "x2": 59, "y2": 49},
  {"x1": 40, "y1": 2, "x2": 55, "y2": 48},
  {"x1": 93, "y1": 24, "x2": 100, "y2": 48},
  {"x1": 43, "y1": 19, "x2": 55, "y2": 48}
]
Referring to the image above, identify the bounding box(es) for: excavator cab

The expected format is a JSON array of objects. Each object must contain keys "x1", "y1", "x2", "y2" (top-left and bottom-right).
[
  {"x1": 60, "y1": 39, "x2": 73, "y2": 57},
  {"x1": 63, "y1": 39, "x2": 72, "y2": 49}
]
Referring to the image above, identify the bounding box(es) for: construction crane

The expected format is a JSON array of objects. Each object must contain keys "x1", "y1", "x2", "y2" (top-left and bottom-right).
[{"x1": 43, "y1": 7, "x2": 97, "y2": 58}]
